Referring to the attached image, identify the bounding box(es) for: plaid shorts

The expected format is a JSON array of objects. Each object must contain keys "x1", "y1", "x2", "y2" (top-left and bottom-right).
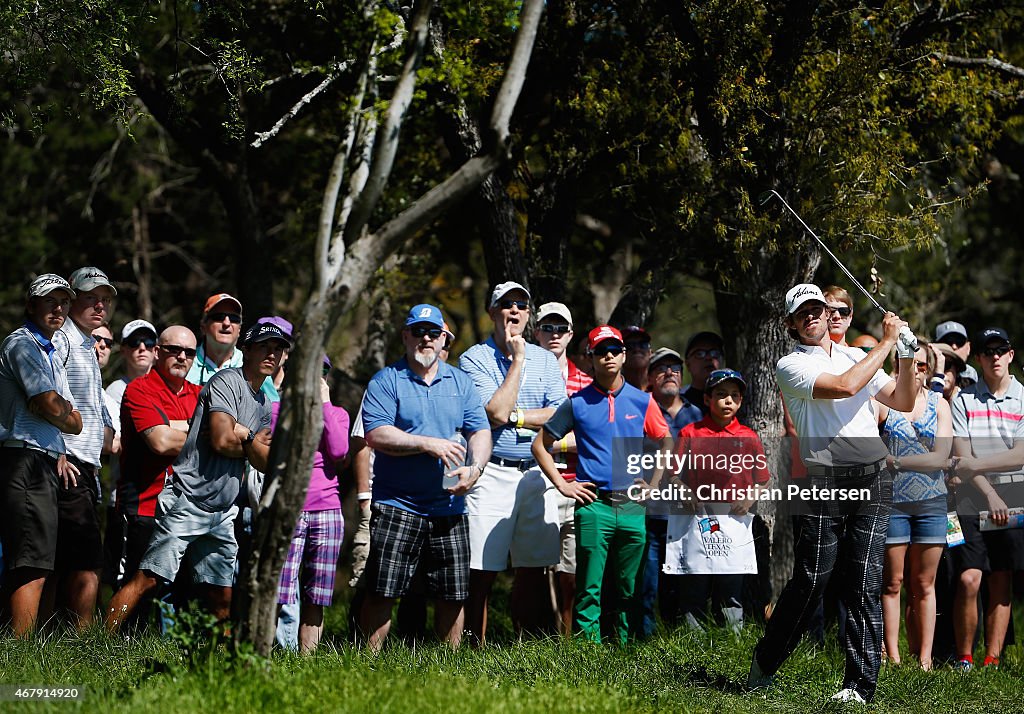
[
  {"x1": 365, "y1": 502, "x2": 469, "y2": 601},
  {"x1": 277, "y1": 509, "x2": 344, "y2": 607}
]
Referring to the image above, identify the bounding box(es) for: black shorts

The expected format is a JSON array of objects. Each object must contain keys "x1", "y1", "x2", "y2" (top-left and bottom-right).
[
  {"x1": 123, "y1": 512, "x2": 157, "y2": 581},
  {"x1": 364, "y1": 503, "x2": 469, "y2": 601},
  {"x1": 0, "y1": 447, "x2": 59, "y2": 571},
  {"x1": 54, "y1": 456, "x2": 104, "y2": 572},
  {"x1": 951, "y1": 513, "x2": 1024, "y2": 573}
]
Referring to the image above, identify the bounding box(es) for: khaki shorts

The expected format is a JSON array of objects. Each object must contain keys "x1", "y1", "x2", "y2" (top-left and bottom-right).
[{"x1": 348, "y1": 501, "x2": 372, "y2": 588}]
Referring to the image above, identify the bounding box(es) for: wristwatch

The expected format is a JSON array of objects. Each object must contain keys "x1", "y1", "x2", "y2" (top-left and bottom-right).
[
  {"x1": 243, "y1": 429, "x2": 256, "y2": 445},
  {"x1": 508, "y1": 408, "x2": 521, "y2": 427},
  {"x1": 892, "y1": 457, "x2": 902, "y2": 472}
]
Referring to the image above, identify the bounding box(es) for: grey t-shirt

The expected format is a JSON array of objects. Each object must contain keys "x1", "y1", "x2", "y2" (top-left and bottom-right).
[{"x1": 172, "y1": 367, "x2": 271, "y2": 512}]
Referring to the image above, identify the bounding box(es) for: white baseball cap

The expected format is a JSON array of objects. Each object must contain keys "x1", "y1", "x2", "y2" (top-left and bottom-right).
[
  {"x1": 121, "y1": 319, "x2": 157, "y2": 343},
  {"x1": 490, "y1": 281, "x2": 531, "y2": 308},
  {"x1": 536, "y1": 302, "x2": 573, "y2": 327},
  {"x1": 785, "y1": 284, "x2": 826, "y2": 315}
]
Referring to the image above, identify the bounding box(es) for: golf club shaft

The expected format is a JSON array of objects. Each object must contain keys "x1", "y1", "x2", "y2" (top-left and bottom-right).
[{"x1": 763, "y1": 190, "x2": 887, "y2": 316}]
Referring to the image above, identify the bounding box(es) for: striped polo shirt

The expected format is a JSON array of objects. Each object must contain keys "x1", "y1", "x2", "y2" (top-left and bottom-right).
[
  {"x1": 459, "y1": 337, "x2": 566, "y2": 460},
  {"x1": 58, "y1": 319, "x2": 112, "y2": 468},
  {"x1": 951, "y1": 376, "x2": 1024, "y2": 479},
  {"x1": 0, "y1": 322, "x2": 74, "y2": 453}
]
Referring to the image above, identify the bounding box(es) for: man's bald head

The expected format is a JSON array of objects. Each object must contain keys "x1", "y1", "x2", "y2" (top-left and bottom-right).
[{"x1": 156, "y1": 325, "x2": 198, "y2": 383}]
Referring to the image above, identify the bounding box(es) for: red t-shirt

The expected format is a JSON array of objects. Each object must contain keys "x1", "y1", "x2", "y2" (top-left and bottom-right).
[
  {"x1": 117, "y1": 370, "x2": 201, "y2": 517},
  {"x1": 561, "y1": 359, "x2": 594, "y2": 481},
  {"x1": 676, "y1": 416, "x2": 770, "y2": 492}
]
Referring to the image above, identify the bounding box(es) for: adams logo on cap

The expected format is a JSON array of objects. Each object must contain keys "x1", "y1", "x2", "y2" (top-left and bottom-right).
[{"x1": 785, "y1": 283, "x2": 825, "y2": 315}]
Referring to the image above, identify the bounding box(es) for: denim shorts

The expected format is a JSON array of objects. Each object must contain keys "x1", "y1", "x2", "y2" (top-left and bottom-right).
[{"x1": 885, "y1": 496, "x2": 946, "y2": 545}]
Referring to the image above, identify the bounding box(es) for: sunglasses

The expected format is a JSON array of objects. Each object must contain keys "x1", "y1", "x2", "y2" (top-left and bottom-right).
[
  {"x1": 794, "y1": 305, "x2": 827, "y2": 321},
  {"x1": 828, "y1": 305, "x2": 852, "y2": 317},
  {"x1": 652, "y1": 363, "x2": 682, "y2": 374},
  {"x1": 498, "y1": 300, "x2": 529, "y2": 311},
  {"x1": 538, "y1": 324, "x2": 571, "y2": 335},
  {"x1": 915, "y1": 361, "x2": 929, "y2": 374},
  {"x1": 409, "y1": 326, "x2": 443, "y2": 339},
  {"x1": 124, "y1": 336, "x2": 157, "y2": 349},
  {"x1": 981, "y1": 345, "x2": 1011, "y2": 358},
  {"x1": 207, "y1": 311, "x2": 242, "y2": 324},
  {"x1": 688, "y1": 348, "x2": 723, "y2": 360},
  {"x1": 625, "y1": 341, "x2": 650, "y2": 352},
  {"x1": 940, "y1": 337, "x2": 967, "y2": 349},
  {"x1": 92, "y1": 335, "x2": 114, "y2": 348},
  {"x1": 593, "y1": 345, "x2": 625, "y2": 357},
  {"x1": 159, "y1": 344, "x2": 198, "y2": 359}
]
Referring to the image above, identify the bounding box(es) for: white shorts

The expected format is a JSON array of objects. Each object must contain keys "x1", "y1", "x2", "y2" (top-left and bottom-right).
[
  {"x1": 466, "y1": 462, "x2": 559, "y2": 570},
  {"x1": 554, "y1": 490, "x2": 576, "y2": 574}
]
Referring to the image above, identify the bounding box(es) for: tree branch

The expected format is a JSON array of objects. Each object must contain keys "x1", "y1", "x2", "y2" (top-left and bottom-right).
[
  {"x1": 487, "y1": 0, "x2": 545, "y2": 150},
  {"x1": 251, "y1": 28, "x2": 405, "y2": 149},
  {"x1": 932, "y1": 52, "x2": 1024, "y2": 80},
  {"x1": 343, "y1": 0, "x2": 434, "y2": 245}
]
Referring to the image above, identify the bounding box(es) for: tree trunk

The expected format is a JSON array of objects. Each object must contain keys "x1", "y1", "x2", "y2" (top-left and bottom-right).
[
  {"x1": 714, "y1": 246, "x2": 819, "y2": 598},
  {"x1": 234, "y1": 294, "x2": 341, "y2": 650}
]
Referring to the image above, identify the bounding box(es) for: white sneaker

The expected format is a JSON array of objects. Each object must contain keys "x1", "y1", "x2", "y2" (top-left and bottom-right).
[{"x1": 830, "y1": 688, "x2": 866, "y2": 704}]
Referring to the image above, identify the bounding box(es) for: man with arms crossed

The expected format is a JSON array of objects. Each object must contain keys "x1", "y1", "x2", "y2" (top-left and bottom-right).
[
  {"x1": 105, "y1": 322, "x2": 283, "y2": 630},
  {"x1": 0, "y1": 274, "x2": 82, "y2": 636},
  {"x1": 748, "y1": 283, "x2": 917, "y2": 704}
]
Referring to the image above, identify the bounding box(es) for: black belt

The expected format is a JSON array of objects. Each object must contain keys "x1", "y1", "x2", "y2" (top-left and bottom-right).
[
  {"x1": 805, "y1": 459, "x2": 886, "y2": 479},
  {"x1": 489, "y1": 455, "x2": 537, "y2": 470},
  {"x1": 596, "y1": 489, "x2": 633, "y2": 505}
]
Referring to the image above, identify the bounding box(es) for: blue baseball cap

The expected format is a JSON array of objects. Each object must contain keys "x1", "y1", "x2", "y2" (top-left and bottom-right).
[
  {"x1": 705, "y1": 368, "x2": 746, "y2": 393},
  {"x1": 405, "y1": 304, "x2": 445, "y2": 328}
]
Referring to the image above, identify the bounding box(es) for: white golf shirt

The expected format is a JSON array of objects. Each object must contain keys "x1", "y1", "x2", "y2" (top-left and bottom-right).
[{"x1": 777, "y1": 341, "x2": 891, "y2": 467}]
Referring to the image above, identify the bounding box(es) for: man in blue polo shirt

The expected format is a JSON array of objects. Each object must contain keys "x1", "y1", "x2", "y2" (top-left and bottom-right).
[
  {"x1": 0, "y1": 274, "x2": 83, "y2": 637},
  {"x1": 459, "y1": 281, "x2": 566, "y2": 644},
  {"x1": 534, "y1": 325, "x2": 672, "y2": 643},
  {"x1": 360, "y1": 304, "x2": 492, "y2": 652}
]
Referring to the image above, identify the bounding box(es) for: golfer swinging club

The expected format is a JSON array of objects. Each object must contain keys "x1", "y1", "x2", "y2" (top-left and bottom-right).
[{"x1": 748, "y1": 284, "x2": 917, "y2": 704}]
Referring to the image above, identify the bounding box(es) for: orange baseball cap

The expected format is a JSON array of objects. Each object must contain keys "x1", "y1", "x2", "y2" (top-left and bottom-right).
[{"x1": 203, "y1": 293, "x2": 243, "y2": 316}]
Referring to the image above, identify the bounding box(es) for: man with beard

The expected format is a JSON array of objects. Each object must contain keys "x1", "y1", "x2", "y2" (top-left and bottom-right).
[
  {"x1": 459, "y1": 282, "x2": 566, "y2": 644},
  {"x1": 748, "y1": 284, "x2": 916, "y2": 704},
  {"x1": 360, "y1": 304, "x2": 491, "y2": 651},
  {"x1": 0, "y1": 274, "x2": 82, "y2": 636},
  {"x1": 105, "y1": 322, "x2": 282, "y2": 630},
  {"x1": 622, "y1": 326, "x2": 652, "y2": 390}
]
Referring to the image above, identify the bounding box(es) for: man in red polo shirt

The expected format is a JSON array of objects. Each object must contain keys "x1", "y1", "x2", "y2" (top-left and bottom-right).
[{"x1": 114, "y1": 325, "x2": 201, "y2": 589}]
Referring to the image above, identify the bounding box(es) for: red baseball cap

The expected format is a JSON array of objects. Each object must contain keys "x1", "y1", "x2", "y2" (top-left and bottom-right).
[{"x1": 588, "y1": 325, "x2": 623, "y2": 351}]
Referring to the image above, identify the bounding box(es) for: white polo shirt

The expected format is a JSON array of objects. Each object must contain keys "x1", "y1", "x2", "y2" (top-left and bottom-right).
[{"x1": 777, "y1": 342, "x2": 891, "y2": 467}]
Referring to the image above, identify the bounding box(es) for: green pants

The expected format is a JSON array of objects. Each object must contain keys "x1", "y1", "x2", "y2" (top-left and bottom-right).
[{"x1": 574, "y1": 497, "x2": 646, "y2": 644}]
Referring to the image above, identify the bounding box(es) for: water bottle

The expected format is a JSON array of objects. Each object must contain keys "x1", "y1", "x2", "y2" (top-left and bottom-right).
[{"x1": 443, "y1": 429, "x2": 467, "y2": 490}]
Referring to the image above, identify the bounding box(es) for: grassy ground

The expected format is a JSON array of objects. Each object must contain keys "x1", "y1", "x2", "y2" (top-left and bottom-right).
[{"x1": 3, "y1": 595, "x2": 1023, "y2": 714}]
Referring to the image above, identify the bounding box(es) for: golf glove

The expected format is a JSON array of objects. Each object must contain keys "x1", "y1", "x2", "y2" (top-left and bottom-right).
[{"x1": 896, "y1": 326, "x2": 918, "y2": 358}]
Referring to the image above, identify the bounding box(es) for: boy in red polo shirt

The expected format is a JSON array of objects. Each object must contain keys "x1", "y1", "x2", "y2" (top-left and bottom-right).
[{"x1": 666, "y1": 368, "x2": 769, "y2": 630}]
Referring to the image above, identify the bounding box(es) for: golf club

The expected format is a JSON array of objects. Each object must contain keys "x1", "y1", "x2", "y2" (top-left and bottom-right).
[{"x1": 760, "y1": 189, "x2": 918, "y2": 349}]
